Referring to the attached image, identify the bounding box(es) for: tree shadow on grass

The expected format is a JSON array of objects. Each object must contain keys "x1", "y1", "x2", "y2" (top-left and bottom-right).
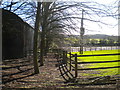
[
  {"x1": 64, "y1": 76, "x2": 119, "y2": 89},
  {"x1": 2, "y1": 67, "x2": 34, "y2": 78},
  {"x1": 3, "y1": 73, "x2": 35, "y2": 84},
  {"x1": 2, "y1": 58, "x2": 37, "y2": 84}
]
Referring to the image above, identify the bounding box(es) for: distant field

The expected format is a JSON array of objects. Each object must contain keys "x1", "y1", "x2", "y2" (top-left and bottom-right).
[{"x1": 70, "y1": 49, "x2": 120, "y2": 76}]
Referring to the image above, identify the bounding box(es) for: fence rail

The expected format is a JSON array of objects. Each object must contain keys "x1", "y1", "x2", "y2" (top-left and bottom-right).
[
  {"x1": 62, "y1": 46, "x2": 120, "y2": 52},
  {"x1": 68, "y1": 52, "x2": 120, "y2": 78},
  {"x1": 73, "y1": 53, "x2": 120, "y2": 57},
  {"x1": 73, "y1": 66, "x2": 120, "y2": 71},
  {"x1": 72, "y1": 60, "x2": 120, "y2": 64}
]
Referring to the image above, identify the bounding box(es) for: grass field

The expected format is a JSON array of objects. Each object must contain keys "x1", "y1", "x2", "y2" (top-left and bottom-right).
[{"x1": 70, "y1": 49, "x2": 120, "y2": 77}]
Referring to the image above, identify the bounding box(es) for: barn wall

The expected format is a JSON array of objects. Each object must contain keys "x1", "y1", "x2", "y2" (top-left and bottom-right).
[
  {"x1": 23, "y1": 25, "x2": 34, "y2": 56},
  {"x1": 2, "y1": 9, "x2": 34, "y2": 60}
]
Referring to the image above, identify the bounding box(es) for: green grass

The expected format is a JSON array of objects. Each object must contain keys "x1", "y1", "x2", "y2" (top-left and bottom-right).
[
  {"x1": 71, "y1": 49, "x2": 120, "y2": 55},
  {"x1": 70, "y1": 49, "x2": 120, "y2": 77}
]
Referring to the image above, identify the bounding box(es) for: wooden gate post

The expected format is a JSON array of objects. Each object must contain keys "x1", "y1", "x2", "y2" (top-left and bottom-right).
[{"x1": 75, "y1": 54, "x2": 78, "y2": 78}]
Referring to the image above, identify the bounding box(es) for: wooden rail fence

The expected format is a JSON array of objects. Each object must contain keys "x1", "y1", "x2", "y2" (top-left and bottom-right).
[
  {"x1": 54, "y1": 49, "x2": 77, "y2": 83},
  {"x1": 53, "y1": 48, "x2": 120, "y2": 82},
  {"x1": 68, "y1": 53, "x2": 120, "y2": 78}
]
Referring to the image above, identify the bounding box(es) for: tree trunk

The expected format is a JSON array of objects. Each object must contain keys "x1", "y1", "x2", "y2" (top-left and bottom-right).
[
  {"x1": 44, "y1": 37, "x2": 52, "y2": 56},
  {"x1": 44, "y1": 38, "x2": 49, "y2": 56},
  {"x1": 39, "y1": 29, "x2": 45, "y2": 66},
  {"x1": 33, "y1": 2, "x2": 41, "y2": 74},
  {"x1": 39, "y1": 2, "x2": 51, "y2": 66}
]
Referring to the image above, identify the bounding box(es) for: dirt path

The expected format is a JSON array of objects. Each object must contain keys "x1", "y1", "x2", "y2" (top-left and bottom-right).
[
  {"x1": 2, "y1": 53, "x2": 66, "y2": 89},
  {"x1": 2, "y1": 53, "x2": 119, "y2": 89}
]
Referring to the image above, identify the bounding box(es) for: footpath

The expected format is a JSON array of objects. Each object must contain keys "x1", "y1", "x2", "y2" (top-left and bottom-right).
[{"x1": 2, "y1": 53, "x2": 119, "y2": 89}]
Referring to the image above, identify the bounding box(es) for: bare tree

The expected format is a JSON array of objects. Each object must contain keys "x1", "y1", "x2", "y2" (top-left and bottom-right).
[
  {"x1": 33, "y1": 2, "x2": 41, "y2": 74},
  {"x1": 1, "y1": 0, "x2": 118, "y2": 66}
]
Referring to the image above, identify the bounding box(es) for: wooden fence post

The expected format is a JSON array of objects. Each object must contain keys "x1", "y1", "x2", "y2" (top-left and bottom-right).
[
  {"x1": 63, "y1": 51, "x2": 67, "y2": 64},
  {"x1": 75, "y1": 54, "x2": 78, "y2": 78},
  {"x1": 69, "y1": 52, "x2": 71, "y2": 71},
  {"x1": 94, "y1": 47, "x2": 95, "y2": 51},
  {"x1": 65, "y1": 51, "x2": 67, "y2": 65}
]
